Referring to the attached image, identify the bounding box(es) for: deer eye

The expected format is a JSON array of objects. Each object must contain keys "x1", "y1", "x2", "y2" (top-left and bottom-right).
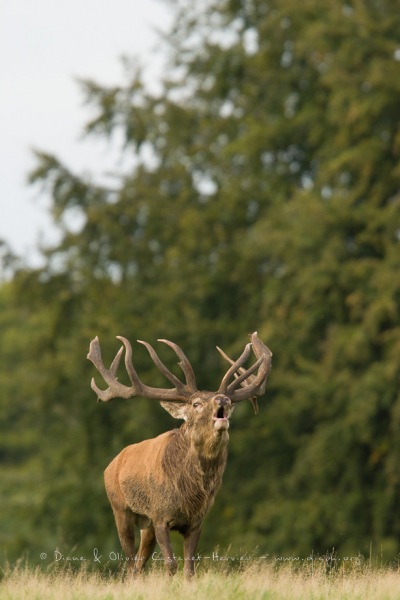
[{"x1": 192, "y1": 401, "x2": 203, "y2": 410}]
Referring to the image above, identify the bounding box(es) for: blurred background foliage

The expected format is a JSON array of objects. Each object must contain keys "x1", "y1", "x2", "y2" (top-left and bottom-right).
[{"x1": 1, "y1": 0, "x2": 400, "y2": 564}]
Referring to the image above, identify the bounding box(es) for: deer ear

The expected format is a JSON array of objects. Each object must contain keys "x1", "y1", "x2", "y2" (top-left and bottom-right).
[{"x1": 160, "y1": 401, "x2": 188, "y2": 420}]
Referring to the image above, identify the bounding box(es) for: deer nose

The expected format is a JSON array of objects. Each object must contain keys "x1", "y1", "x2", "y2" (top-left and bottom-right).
[{"x1": 214, "y1": 394, "x2": 231, "y2": 407}]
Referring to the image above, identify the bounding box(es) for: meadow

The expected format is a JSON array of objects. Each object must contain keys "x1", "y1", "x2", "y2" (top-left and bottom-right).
[{"x1": 2, "y1": 559, "x2": 400, "y2": 600}]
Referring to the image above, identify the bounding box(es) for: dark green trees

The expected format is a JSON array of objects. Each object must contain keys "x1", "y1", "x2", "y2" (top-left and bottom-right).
[{"x1": 1, "y1": 0, "x2": 400, "y2": 563}]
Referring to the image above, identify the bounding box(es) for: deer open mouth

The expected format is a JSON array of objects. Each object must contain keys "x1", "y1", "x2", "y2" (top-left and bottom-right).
[{"x1": 213, "y1": 406, "x2": 229, "y2": 430}]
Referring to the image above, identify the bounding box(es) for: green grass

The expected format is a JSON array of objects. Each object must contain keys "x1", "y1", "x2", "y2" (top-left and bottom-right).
[{"x1": 2, "y1": 560, "x2": 400, "y2": 600}]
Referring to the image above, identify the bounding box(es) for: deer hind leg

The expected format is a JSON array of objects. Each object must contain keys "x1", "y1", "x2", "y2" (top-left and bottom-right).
[
  {"x1": 134, "y1": 524, "x2": 157, "y2": 573},
  {"x1": 111, "y1": 507, "x2": 137, "y2": 573}
]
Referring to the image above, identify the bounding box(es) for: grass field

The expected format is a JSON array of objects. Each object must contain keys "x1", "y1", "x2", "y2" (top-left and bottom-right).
[{"x1": 2, "y1": 560, "x2": 400, "y2": 600}]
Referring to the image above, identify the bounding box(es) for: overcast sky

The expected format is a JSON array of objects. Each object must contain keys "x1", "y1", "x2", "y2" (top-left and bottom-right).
[{"x1": 1, "y1": 0, "x2": 171, "y2": 265}]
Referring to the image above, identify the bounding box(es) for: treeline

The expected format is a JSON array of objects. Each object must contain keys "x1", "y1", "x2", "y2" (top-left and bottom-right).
[{"x1": 1, "y1": 0, "x2": 400, "y2": 564}]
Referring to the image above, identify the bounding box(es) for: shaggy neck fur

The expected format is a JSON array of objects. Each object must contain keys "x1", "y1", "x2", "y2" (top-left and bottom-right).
[{"x1": 162, "y1": 422, "x2": 229, "y2": 520}]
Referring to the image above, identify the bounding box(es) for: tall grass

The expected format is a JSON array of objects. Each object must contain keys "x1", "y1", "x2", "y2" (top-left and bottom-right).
[{"x1": 2, "y1": 560, "x2": 400, "y2": 600}]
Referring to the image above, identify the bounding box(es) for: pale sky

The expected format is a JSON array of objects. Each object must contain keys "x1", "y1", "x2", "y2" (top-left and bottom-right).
[{"x1": 1, "y1": 0, "x2": 171, "y2": 265}]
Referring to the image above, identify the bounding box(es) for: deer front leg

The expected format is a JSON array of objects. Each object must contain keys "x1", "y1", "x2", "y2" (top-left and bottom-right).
[
  {"x1": 183, "y1": 525, "x2": 202, "y2": 579},
  {"x1": 153, "y1": 522, "x2": 177, "y2": 575},
  {"x1": 111, "y1": 507, "x2": 136, "y2": 574}
]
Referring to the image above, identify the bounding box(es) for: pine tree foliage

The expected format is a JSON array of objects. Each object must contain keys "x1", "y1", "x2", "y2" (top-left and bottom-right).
[{"x1": 1, "y1": 0, "x2": 400, "y2": 562}]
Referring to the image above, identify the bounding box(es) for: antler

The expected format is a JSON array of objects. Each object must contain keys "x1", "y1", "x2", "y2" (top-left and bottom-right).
[
  {"x1": 87, "y1": 336, "x2": 198, "y2": 402},
  {"x1": 217, "y1": 332, "x2": 272, "y2": 411},
  {"x1": 88, "y1": 332, "x2": 271, "y2": 408}
]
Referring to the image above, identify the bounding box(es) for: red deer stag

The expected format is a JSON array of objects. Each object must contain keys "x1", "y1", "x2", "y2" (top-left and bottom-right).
[{"x1": 87, "y1": 332, "x2": 272, "y2": 578}]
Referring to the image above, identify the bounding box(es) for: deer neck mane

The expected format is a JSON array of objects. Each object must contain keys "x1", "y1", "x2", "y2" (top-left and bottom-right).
[
  {"x1": 161, "y1": 427, "x2": 228, "y2": 515},
  {"x1": 180, "y1": 418, "x2": 230, "y2": 461}
]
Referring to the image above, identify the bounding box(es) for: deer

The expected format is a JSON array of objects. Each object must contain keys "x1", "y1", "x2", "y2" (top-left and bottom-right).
[{"x1": 87, "y1": 331, "x2": 272, "y2": 579}]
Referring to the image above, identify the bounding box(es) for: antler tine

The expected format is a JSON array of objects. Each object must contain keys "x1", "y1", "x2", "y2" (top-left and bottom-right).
[
  {"x1": 227, "y1": 355, "x2": 264, "y2": 392},
  {"x1": 216, "y1": 345, "x2": 250, "y2": 385},
  {"x1": 216, "y1": 345, "x2": 235, "y2": 367},
  {"x1": 216, "y1": 345, "x2": 260, "y2": 413},
  {"x1": 116, "y1": 336, "x2": 142, "y2": 389},
  {"x1": 158, "y1": 339, "x2": 197, "y2": 394},
  {"x1": 137, "y1": 339, "x2": 188, "y2": 394},
  {"x1": 249, "y1": 332, "x2": 272, "y2": 396},
  {"x1": 216, "y1": 346, "x2": 254, "y2": 387},
  {"x1": 229, "y1": 332, "x2": 272, "y2": 402},
  {"x1": 218, "y1": 343, "x2": 252, "y2": 395},
  {"x1": 217, "y1": 332, "x2": 272, "y2": 406}
]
